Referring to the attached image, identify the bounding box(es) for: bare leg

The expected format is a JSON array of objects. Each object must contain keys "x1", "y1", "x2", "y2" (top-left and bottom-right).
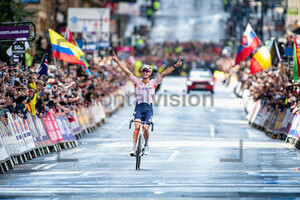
[
  {"x1": 143, "y1": 125, "x2": 150, "y2": 146},
  {"x1": 133, "y1": 119, "x2": 141, "y2": 143}
]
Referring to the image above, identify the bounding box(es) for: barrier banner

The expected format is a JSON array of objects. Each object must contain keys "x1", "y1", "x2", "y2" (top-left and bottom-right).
[
  {"x1": 258, "y1": 105, "x2": 268, "y2": 127},
  {"x1": 86, "y1": 106, "x2": 95, "y2": 126},
  {"x1": 62, "y1": 116, "x2": 76, "y2": 140},
  {"x1": 33, "y1": 117, "x2": 52, "y2": 146},
  {"x1": 278, "y1": 108, "x2": 290, "y2": 134},
  {"x1": 80, "y1": 108, "x2": 91, "y2": 127},
  {"x1": 287, "y1": 114, "x2": 300, "y2": 138},
  {"x1": 70, "y1": 111, "x2": 80, "y2": 134},
  {"x1": 102, "y1": 96, "x2": 112, "y2": 114},
  {"x1": 246, "y1": 99, "x2": 256, "y2": 120},
  {"x1": 250, "y1": 101, "x2": 261, "y2": 124},
  {"x1": 7, "y1": 113, "x2": 27, "y2": 154},
  {"x1": 56, "y1": 116, "x2": 76, "y2": 141},
  {"x1": 249, "y1": 101, "x2": 260, "y2": 122},
  {"x1": 273, "y1": 109, "x2": 285, "y2": 134},
  {"x1": 27, "y1": 114, "x2": 43, "y2": 147},
  {"x1": 0, "y1": 121, "x2": 20, "y2": 157},
  {"x1": 76, "y1": 109, "x2": 85, "y2": 131},
  {"x1": 16, "y1": 116, "x2": 36, "y2": 151},
  {"x1": 0, "y1": 133, "x2": 9, "y2": 162},
  {"x1": 285, "y1": 111, "x2": 294, "y2": 134},
  {"x1": 42, "y1": 112, "x2": 63, "y2": 143},
  {"x1": 91, "y1": 102, "x2": 101, "y2": 123},
  {"x1": 97, "y1": 101, "x2": 107, "y2": 121},
  {"x1": 262, "y1": 110, "x2": 272, "y2": 129}
]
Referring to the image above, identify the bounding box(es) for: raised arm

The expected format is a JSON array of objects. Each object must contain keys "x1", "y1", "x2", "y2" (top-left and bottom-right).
[
  {"x1": 112, "y1": 52, "x2": 132, "y2": 77},
  {"x1": 160, "y1": 58, "x2": 182, "y2": 78}
]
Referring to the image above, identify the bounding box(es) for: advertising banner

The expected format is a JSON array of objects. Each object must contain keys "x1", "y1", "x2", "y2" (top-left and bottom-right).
[
  {"x1": 288, "y1": 114, "x2": 300, "y2": 138},
  {"x1": 0, "y1": 25, "x2": 30, "y2": 39},
  {"x1": 33, "y1": 117, "x2": 52, "y2": 146},
  {"x1": 56, "y1": 116, "x2": 76, "y2": 141},
  {"x1": 16, "y1": 116, "x2": 36, "y2": 151},
  {"x1": 0, "y1": 134, "x2": 9, "y2": 162},
  {"x1": 42, "y1": 112, "x2": 63, "y2": 143}
]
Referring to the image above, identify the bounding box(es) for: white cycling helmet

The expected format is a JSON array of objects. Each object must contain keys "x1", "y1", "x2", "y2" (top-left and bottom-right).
[{"x1": 141, "y1": 65, "x2": 152, "y2": 72}]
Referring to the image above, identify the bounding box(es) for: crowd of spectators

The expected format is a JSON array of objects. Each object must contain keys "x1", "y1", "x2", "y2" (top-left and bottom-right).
[
  {"x1": 0, "y1": 56, "x2": 130, "y2": 126},
  {"x1": 235, "y1": 60, "x2": 300, "y2": 114},
  {"x1": 132, "y1": 40, "x2": 223, "y2": 75}
]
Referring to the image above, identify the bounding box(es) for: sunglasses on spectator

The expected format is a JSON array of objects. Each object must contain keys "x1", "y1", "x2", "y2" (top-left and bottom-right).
[{"x1": 142, "y1": 70, "x2": 150, "y2": 73}]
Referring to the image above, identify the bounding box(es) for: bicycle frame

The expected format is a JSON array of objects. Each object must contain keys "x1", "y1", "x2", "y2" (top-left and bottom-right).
[{"x1": 129, "y1": 120, "x2": 154, "y2": 170}]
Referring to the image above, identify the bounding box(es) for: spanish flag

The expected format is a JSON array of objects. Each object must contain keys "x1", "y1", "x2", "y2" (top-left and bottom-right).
[
  {"x1": 250, "y1": 38, "x2": 281, "y2": 75},
  {"x1": 49, "y1": 29, "x2": 85, "y2": 65}
]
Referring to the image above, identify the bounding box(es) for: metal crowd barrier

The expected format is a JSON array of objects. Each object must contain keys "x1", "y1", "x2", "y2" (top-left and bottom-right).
[
  {"x1": 0, "y1": 81, "x2": 135, "y2": 174},
  {"x1": 235, "y1": 80, "x2": 300, "y2": 150}
]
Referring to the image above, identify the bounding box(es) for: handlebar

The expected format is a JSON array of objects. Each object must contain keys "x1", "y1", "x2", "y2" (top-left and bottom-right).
[{"x1": 129, "y1": 120, "x2": 154, "y2": 132}]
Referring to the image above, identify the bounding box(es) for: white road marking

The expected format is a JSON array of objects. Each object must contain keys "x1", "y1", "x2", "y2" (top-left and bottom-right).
[
  {"x1": 32, "y1": 164, "x2": 47, "y2": 170},
  {"x1": 154, "y1": 191, "x2": 164, "y2": 194},
  {"x1": 210, "y1": 124, "x2": 215, "y2": 137},
  {"x1": 42, "y1": 163, "x2": 58, "y2": 170},
  {"x1": 167, "y1": 150, "x2": 179, "y2": 162},
  {"x1": 98, "y1": 140, "x2": 286, "y2": 149}
]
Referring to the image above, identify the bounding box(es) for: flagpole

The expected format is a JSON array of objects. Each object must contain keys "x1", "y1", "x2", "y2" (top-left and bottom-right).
[{"x1": 37, "y1": 53, "x2": 46, "y2": 73}]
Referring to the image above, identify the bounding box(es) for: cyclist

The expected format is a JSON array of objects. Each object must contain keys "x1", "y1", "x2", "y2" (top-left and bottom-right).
[{"x1": 112, "y1": 52, "x2": 182, "y2": 156}]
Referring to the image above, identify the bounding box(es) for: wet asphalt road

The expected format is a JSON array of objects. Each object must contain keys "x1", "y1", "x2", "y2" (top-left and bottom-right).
[{"x1": 1, "y1": 77, "x2": 300, "y2": 199}]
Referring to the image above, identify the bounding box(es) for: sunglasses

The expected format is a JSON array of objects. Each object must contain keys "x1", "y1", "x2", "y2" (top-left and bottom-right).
[{"x1": 142, "y1": 70, "x2": 150, "y2": 73}]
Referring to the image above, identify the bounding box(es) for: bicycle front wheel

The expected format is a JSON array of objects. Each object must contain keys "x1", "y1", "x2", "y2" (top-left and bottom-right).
[{"x1": 136, "y1": 134, "x2": 142, "y2": 170}]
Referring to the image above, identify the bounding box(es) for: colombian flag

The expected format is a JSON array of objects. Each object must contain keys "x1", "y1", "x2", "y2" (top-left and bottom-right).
[
  {"x1": 250, "y1": 38, "x2": 281, "y2": 75},
  {"x1": 49, "y1": 29, "x2": 85, "y2": 65},
  {"x1": 65, "y1": 27, "x2": 89, "y2": 69}
]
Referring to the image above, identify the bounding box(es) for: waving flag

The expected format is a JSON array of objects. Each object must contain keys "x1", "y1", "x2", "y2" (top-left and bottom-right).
[
  {"x1": 49, "y1": 29, "x2": 85, "y2": 65},
  {"x1": 37, "y1": 53, "x2": 48, "y2": 78},
  {"x1": 234, "y1": 24, "x2": 260, "y2": 65},
  {"x1": 250, "y1": 38, "x2": 281, "y2": 75},
  {"x1": 293, "y1": 37, "x2": 300, "y2": 81},
  {"x1": 65, "y1": 27, "x2": 89, "y2": 69}
]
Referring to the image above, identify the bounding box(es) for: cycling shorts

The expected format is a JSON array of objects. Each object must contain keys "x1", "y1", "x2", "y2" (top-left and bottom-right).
[{"x1": 134, "y1": 102, "x2": 153, "y2": 126}]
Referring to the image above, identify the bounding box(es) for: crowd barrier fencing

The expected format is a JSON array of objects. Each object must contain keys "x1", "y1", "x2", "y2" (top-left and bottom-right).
[
  {"x1": 0, "y1": 81, "x2": 134, "y2": 174},
  {"x1": 234, "y1": 80, "x2": 300, "y2": 150}
]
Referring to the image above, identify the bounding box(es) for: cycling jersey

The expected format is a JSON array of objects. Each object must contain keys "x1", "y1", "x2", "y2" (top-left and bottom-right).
[{"x1": 129, "y1": 74, "x2": 163, "y2": 104}]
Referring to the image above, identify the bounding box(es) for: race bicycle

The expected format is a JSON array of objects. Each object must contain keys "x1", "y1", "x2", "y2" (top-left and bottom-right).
[{"x1": 129, "y1": 120, "x2": 154, "y2": 170}]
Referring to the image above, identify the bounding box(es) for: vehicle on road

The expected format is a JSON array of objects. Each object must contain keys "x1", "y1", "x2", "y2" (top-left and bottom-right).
[
  {"x1": 129, "y1": 120, "x2": 154, "y2": 170},
  {"x1": 186, "y1": 68, "x2": 214, "y2": 94}
]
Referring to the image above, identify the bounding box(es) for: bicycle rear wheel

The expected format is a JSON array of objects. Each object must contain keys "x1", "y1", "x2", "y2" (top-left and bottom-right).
[{"x1": 136, "y1": 133, "x2": 142, "y2": 170}]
